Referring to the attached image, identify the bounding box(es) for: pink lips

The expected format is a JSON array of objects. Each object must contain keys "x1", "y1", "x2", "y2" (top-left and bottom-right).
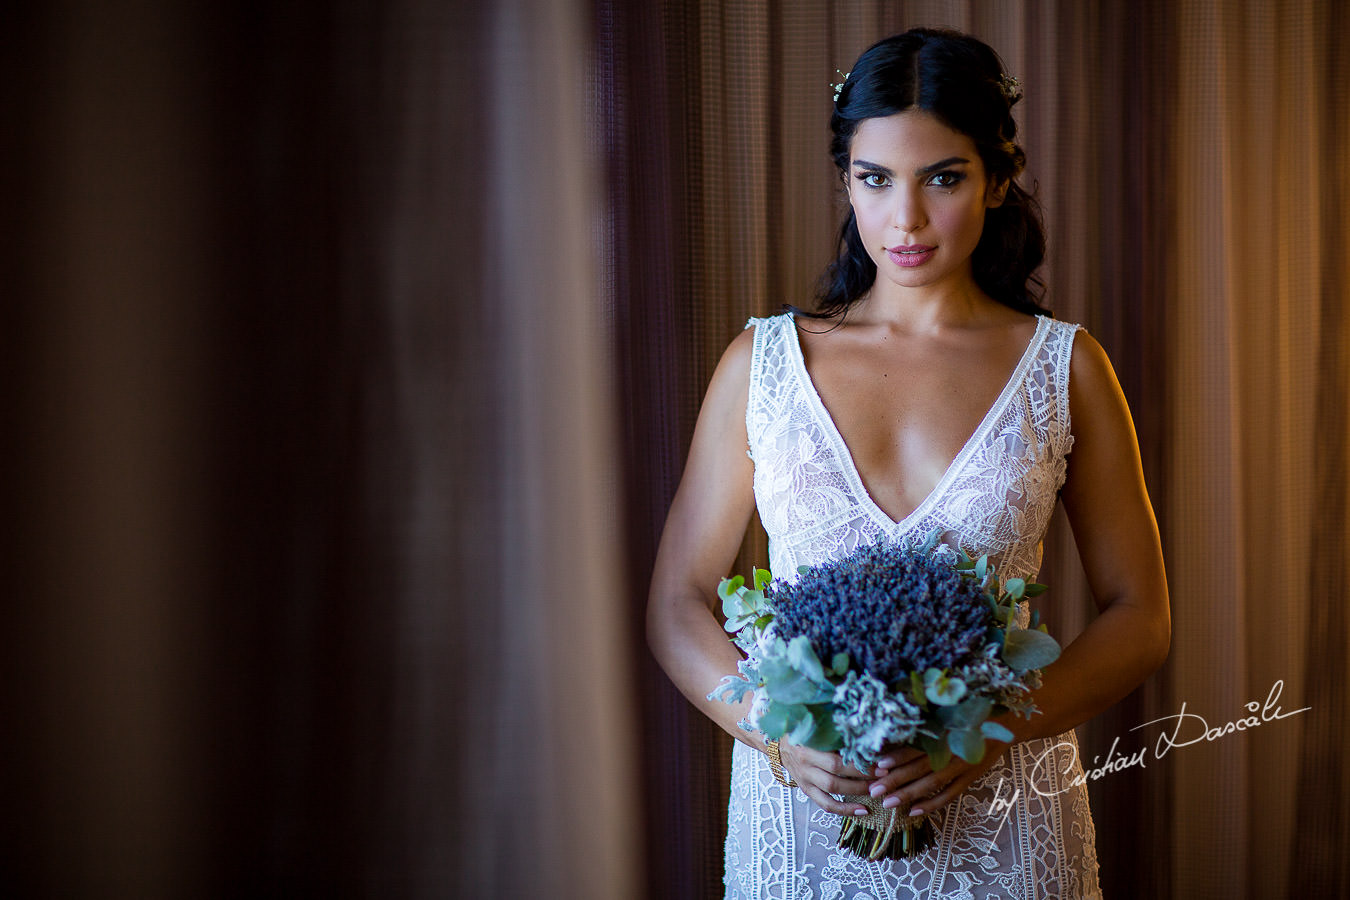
[{"x1": 885, "y1": 244, "x2": 936, "y2": 268}]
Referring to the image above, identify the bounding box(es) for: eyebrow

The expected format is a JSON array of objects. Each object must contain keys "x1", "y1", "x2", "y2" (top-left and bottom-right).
[{"x1": 851, "y1": 156, "x2": 971, "y2": 177}]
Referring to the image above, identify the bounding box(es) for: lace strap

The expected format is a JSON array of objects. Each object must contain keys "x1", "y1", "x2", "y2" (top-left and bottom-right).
[
  {"x1": 744, "y1": 315, "x2": 788, "y2": 459},
  {"x1": 1048, "y1": 320, "x2": 1082, "y2": 457}
]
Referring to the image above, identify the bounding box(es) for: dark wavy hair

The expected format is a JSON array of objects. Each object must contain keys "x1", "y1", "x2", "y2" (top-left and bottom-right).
[{"x1": 816, "y1": 29, "x2": 1049, "y2": 317}]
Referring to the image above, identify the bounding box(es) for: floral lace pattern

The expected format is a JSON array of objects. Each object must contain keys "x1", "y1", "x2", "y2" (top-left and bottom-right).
[{"x1": 727, "y1": 313, "x2": 1101, "y2": 899}]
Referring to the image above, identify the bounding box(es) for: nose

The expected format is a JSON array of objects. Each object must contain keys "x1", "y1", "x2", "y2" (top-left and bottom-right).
[{"x1": 891, "y1": 185, "x2": 926, "y2": 233}]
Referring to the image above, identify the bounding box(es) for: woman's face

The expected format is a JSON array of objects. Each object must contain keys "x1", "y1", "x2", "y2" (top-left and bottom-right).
[{"x1": 847, "y1": 110, "x2": 1005, "y2": 298}]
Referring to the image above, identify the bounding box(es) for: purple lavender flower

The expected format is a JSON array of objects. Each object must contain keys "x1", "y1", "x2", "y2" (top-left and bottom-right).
[{"x1": 769, "y1": 543, "x2": 989, "y2": 686}]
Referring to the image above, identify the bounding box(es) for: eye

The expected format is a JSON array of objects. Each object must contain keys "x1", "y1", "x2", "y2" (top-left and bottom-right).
[
  {"x1": 927, "y1": 171, "x2": 966, "y2": 189},
  {"x1": 854, "y1": 171, "x2": 890, "y2": 189}
]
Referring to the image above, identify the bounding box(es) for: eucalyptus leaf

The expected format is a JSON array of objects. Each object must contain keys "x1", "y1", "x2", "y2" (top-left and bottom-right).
[
  {"x1": 787, "y1": 709, "x2": 818, "y2": 745},
  {"x1": 925, "y1": 739, "x2": 953, "y2": 772},
  {"x1": 1002, "y1": 627, "x2": 1063, "y2": 672},
  {"x1": 757, "y1": 701, "x2": 807, "y2": 740},
  {"x1": 1024, "y1": 582, "x2": 1049, "y2": 597},
  {"x1": 945, "y1": 696, "x2": 993, "y2": 729},
  {"x1": 754, "y1": 568, "x2": 772, "y2": 591},
  {"x1": 786, "y1": 635, "x2": 827, "y2": 685},
  {"x1": 981, "y1": 720, "x2": 1015, "y2": 743},
  {"x1": 759, "y1": 656, "x2": 832, "y2": 704},
  {"x1": 831, "y1": 652, "x2": 850, "y2": 675},
  {"x1": 948, "y1": 727, "x2": 986, "y2": 764},
  {"x1": 724, "y1": 613, "x2": 755, "y2": 634},
  {"x1": 804, "y1": 712, "x2": 843, "y2": 752},
  {"x1": 1004, "y1": 577, "x2": 1026, "y2": 599}
]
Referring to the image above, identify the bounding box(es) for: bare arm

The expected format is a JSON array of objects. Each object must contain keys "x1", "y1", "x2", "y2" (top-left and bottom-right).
[
  {"x1": 870, "y1": 330, "x2": 1171, "y2": 813},
  {"x1": 646, "y1": 327, "x2": 874, "y2": 815},
  {"x1": 646, "y1": 328, "x2": 760, "y2": 746}
]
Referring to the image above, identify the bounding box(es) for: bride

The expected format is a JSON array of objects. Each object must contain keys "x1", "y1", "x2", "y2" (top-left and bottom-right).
[{"x1": 646, "y1": 28, "x2": 1169, "y2": 900}]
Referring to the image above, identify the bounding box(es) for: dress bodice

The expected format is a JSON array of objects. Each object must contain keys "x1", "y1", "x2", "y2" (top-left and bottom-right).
[{"x1": 746, "y1": 313, "x2": 1077, "y2": 583}]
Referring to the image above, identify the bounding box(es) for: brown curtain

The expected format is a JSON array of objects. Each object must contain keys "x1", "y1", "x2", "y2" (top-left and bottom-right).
[
  {"x1": 612, "y1": 1, "x2": 1350, "y2": 897},
  {"x1": 5, "y1": 0, "x2": 638, "y2": 897}
]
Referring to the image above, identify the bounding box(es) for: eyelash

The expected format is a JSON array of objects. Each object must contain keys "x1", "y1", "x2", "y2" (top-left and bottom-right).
[{"x1": 854, "y1": 171, "x2": 966, "y2": 190}]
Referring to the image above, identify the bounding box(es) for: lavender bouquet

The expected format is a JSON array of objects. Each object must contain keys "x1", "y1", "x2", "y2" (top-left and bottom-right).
[{"x1": 708, "y1": 536, "x2": 1061, "y2": 861}]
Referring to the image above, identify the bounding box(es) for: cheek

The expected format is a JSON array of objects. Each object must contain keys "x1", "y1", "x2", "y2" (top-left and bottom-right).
[
  {"x1": 935, "y1": 202, "x2": 987, "y2": 240},
  {"x1": 850, "y1": 196, "x2": 885, "y2": 236}
]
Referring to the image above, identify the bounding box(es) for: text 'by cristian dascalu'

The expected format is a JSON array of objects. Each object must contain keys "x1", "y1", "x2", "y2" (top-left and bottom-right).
[
  {"x1": 1035, "y1": 678, "x2": 1310, "y2": 795},
  {"x1": 981, "y1": 679, "x2": 1309, "y2": 845}
]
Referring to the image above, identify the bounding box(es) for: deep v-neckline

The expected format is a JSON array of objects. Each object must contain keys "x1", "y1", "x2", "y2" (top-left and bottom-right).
[{"x1": 786, "y1": 314, "x2": 1049, "y2": 532}]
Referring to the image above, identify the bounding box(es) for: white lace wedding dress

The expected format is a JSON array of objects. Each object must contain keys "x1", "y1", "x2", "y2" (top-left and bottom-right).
[{"x1": 725, "y1": 313, "x2": 1101, "y2": 899}]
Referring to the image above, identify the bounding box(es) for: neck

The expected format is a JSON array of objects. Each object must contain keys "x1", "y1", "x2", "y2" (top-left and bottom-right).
[{"x1": 850, "y1": 275, "x2": 992, "y2": 331}]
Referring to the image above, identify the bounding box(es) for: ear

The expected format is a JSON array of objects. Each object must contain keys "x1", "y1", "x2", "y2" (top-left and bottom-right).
[{"x1": 986, "y1": 177, "x2": 1009, "y2": 209}]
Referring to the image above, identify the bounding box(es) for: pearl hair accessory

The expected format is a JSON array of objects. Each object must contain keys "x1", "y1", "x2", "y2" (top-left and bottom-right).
[{"x1": 831, "y1": 69, "x2": 850, "y2": 103}]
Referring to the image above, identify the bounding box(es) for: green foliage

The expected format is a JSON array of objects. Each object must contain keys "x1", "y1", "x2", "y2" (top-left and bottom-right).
[
  {"x1": 920, "y1": 732, "x2": 953, "y2": 771},
  {"x1": 981, "y1": 720, "x2": 1015, "y2": 743},
  {"x1": 1002, "y1": 627, "x2": 1062, "y2": 672},
  {"x1": 948, "y1": 726, "x2": 986, "y2": 763}
]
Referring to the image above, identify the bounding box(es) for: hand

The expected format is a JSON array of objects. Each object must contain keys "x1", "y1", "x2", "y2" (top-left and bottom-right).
[
  {"x1": 774, "y1": 741, "x2": 876, "y2": 817},
  {"x1": 866, "y1": 742, "x2": 1010, "y2": 817}
]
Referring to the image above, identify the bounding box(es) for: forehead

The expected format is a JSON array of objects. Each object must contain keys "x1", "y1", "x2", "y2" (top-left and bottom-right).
[{"x1": 849, "y1": 111, "x2": 981, "y2": 166}]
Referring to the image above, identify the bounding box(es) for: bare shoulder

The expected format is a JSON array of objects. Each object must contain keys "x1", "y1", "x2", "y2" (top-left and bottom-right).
[
  {"x1": 1063, "y1": 328, "x2": 1144, "y2": 482},
  {"x1": 702, "y1": 324, "x2": 756, "y2": 405},
  {"x1": 721, "y1": 323, "x2": 757, "y2": 370},
  {"x1": 1067, "y1": 328, "x2": 1127, "y2": 411}
]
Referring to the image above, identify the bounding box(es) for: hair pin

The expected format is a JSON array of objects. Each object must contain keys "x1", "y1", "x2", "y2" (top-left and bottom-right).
[
  {"x1": 998, "y1": 73, "x2": 1023, "y2": 103},
  {"x1": 831, "y1": 69, "x2": 850, "y2": 103}
]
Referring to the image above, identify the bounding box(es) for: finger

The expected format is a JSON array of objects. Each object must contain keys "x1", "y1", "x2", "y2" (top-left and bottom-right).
[
  {"x1": 791, "y1": 744, "x2": 870, "y2": 778},
  {"x1": 776, "y1": 745, "x2": 873, "y2": 799},
  {"x1": 907, "y1": 766, "x2": 983, "y2": 816},
  {"x1": 814, "y1": 770, "x2": 874, "y2": 797},
  {"x1": 873, "y1": 745, "x2": 927, "y2": 772},
  {"x1": 867, "y1": 756, "x2": 933, "y2": 797},
  {"x1": 879, "y1": 768, "x2": 951, "y2": 812},
  {"x1": 798, "y1": 783, "x2": 871, "y2": 818}
]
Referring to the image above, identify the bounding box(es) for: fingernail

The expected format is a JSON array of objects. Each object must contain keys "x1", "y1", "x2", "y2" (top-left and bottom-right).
[
  {"x1": 908, "y1": 806, "x2": 923, "y2": 816},
  {"x1": 877, "y1": 757, "x2": 896, "y2": 769},
  {"x1": 869, "y1": 784, "x2": 885, "y2": 798},
  {"x1": 882, "y1": 796, "x2": 900, "y2": 809},
  {"x1": 853, "y1": 808, "x2": 868, "y2": 816}
]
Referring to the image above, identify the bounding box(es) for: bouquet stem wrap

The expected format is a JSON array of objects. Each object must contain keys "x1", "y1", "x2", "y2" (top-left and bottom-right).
[{"x1": 837, "y1": 796, "x2": 932, "y2": 861}]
